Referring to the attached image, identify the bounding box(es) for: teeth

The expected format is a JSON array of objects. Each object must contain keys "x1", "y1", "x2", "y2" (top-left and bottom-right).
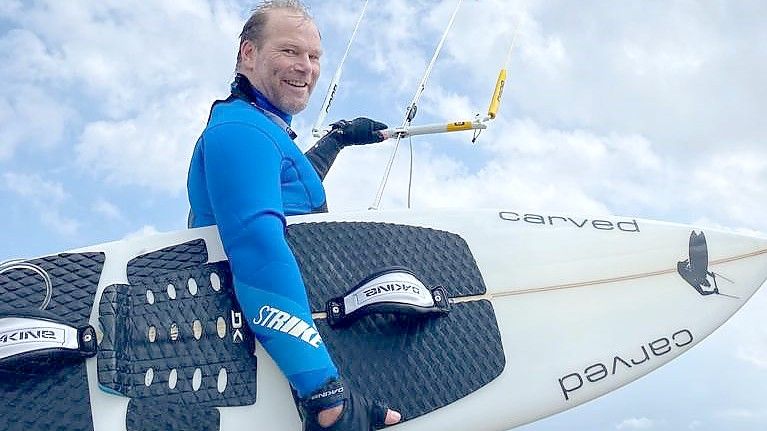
[{"x1": 285, "y1": 80, "x2": 306, "y2": 88}]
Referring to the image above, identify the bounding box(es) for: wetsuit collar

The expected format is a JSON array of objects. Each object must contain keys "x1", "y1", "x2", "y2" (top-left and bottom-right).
[{"x1": 231, "y1": 74, "x2": 293, "y2": 126}]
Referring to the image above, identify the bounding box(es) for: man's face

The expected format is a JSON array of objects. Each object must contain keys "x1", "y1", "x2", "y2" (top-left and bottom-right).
[{"x1": 242, "y1": 9, "x2": 322, "y2": 115}]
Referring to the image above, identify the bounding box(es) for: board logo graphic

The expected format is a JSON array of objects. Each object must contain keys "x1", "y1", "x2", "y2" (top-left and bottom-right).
[
  {"x1": 252, "y1": 305, "x2": 323, "y2": 348},
  {"x1": 363, "y1": 282, "x2": 421, "y2": 298},
  {"x1": 230, "y1": 310, "x2": 245, "y2": 343},
  {"x1": 0, "y1": 327, "x2": 63, "y2": 347},
  {"x1": 558, "y1": 328, "x2": 693, "y2": 401},
  {"x1": 310, "y1": 385, "x2": 344, "y2": 401},
  {"x1": 0, "y1": 260, "x2": 53, "y2": 310},
  {"x1": 499, "y1": 211, "x2": 641, "y2": 233},
  {"x1": 677, "y1": 231, "x2": 737, "y2": 298}
]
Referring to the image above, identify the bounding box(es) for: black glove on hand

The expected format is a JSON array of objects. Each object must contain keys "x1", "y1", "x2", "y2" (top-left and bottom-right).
[
  {"x1": 305, "y1": 117, "x2": 388, "y2": 181},
  {"x1": 328, "y1": 117, "x2": 388, "y2": 146},
  {"x1": 300, "y1": 378, "x2": 394, "y2": 431}
]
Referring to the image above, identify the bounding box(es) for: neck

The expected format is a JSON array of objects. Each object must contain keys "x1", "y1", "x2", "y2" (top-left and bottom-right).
[{"x1": 232, "y1": 74, "x2": 293, "y2": 125}]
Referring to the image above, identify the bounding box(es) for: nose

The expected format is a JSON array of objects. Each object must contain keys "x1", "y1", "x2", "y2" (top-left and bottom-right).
[{"x1": 293, "y1": 53, "x2": 312, "y2": 73}]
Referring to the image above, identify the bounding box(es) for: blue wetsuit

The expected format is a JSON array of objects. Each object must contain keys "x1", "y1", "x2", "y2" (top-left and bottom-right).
[{"x1": 187, "y1": 76, "x2": 338, "y2": 397}]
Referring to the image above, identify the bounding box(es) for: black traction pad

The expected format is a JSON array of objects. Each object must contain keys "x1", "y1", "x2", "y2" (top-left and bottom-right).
[
  {"x1": 287, "y1": 222, "x2": 488, "y2": 311},
  {"x1": 126, "y1": 398, "x2": 220, "y2": 431},
  {"x1": 290, "y1": 222, "x2": 503, "y2": 420},
  {"x1": 98, "y1": 240, "x2": 257, "y2": 431},
  {"x1": 317, "y1": 300, "x2": 503, "y2": 419},
  {"x1": 98, "y1": 222, "x2": 505, "y2": 427},
  {"x1": 0, "y1": 252, "x2": 104, "y2": 431}
]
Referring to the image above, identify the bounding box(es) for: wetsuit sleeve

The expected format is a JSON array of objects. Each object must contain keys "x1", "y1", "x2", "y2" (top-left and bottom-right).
[
  {"x1": 203, "y1": 122, "x2": 338, "y2": 397},
  {"x1": 304, "y1": 132, "x2": 343, "y2": 181}
]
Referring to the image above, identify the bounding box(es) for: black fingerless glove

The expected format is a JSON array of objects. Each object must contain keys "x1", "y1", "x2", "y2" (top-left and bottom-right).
[
  {"x1": 299, "y1": 378, "x2": 393, "y2": 431},
  {"x1": 328, "y1": 117, "x2": 388, "y2": 146},
  {"x1": 304, "y1": 117, "x2": 388, "y2": 181}
]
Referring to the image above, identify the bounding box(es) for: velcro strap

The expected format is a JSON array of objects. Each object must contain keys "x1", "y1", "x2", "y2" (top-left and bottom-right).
[{"x1": 301, "y1": 378, "x2": 349, "y2": 412}]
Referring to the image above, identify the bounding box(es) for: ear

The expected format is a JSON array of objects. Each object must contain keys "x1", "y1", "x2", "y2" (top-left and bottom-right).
[{"x1": 239, "y1": 39, "x2": 258, "y2": 72}]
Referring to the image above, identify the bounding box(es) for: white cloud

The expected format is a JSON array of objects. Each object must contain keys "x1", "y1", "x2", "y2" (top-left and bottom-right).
[
  {"x1": 616, "y1": 417, "x2": 655, "y2": 430},
  {"x1": 715, "y1": 408, "x2": 767, "y2": 420},
  {"x1": 418, "y1": 0, "x2": 767, "y2": 158},
  {"x1": 735, "y1": 327, "x2": 767, "y2": 369},
  {"x1": 423, "y1": 84, "x2": 476, "y2": 121},
  {"x1": 1, "y1": 0, "x2": 242, "y2": 186},
  {"x1": 39, "y1": 211, "x2": 80, "y2": 236},
  {"x1": 2, "y1": 172, "x2": 79, "y2": 236},
  {"x1": 123, "y1": 225, "x2": 160, "y2": 240},
  {"x1": 0, "y1": 0, "x2": 22, "y2": 16},
  {"x1": 76, "y1": 91, "x2": 211, "y2": 194},
  {"x1": 688, "y1": 420, "x2": 703, "y2": 430},
  {"x1": 362, "y1": 0, "x2": 421, "y2": 84},
  {"x1": 2, "y1": 1, "x2": 240, "y2": 110},
  {"x1": 3, "y1": 172, "x2": 68, "y2": 205},
  {"x1": 93, "y1": 199, "x2": 123, "y2": 221},
  {"x1": 0, "y1": 28, "x2": 63, "y2": 84},
  {"x1": 0, "y1": 81, "x2": 75, "y2": 161},
  {"x1": 326, "y1": 117, "x2": 669, "y2": 215},
  {"x1": 0, "y1": 25, "x2": 78, "y2": 161},
  {"x1": 686, "y1": 153, "x2": 767, "y2": 227}
]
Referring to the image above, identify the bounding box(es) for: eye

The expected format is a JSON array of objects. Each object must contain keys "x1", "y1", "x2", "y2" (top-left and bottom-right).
[{"x1": 283, "y1": 48, "x2": 297, "y2": 55}]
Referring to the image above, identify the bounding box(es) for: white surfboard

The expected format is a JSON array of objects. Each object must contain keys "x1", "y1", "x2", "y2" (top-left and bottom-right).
[{"x1": 1, "y1": 209, "x2": 765, "y2": 431}]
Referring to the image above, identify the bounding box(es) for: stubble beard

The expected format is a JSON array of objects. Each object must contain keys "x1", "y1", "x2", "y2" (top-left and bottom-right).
[
  {"x1": 278, "y1": 96, "x2": 309, "y2": 115},
  {"x1": 278, "y1": 72, "x2": 314, "y2": 115}
]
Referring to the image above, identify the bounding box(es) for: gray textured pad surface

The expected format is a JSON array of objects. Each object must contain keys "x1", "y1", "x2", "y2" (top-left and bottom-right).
[
  {"x1": 318, "y1": 300, "x2": 504, "y2": 420},
  {"x1": 126, "y1": 239, "x2": 208, "y2": 277},
  {"x1": 0, "y1": 253, "x2": 104, "y2": 431},
  {"x1": 287, "y1": 222, "x2": 488, "y2": 312},
  {"x1": 0, "y1": 253, "x2": 104, "y2": 318},
  {"x1": 126, "y1": 398, "x2": 220, "y2": 431}
]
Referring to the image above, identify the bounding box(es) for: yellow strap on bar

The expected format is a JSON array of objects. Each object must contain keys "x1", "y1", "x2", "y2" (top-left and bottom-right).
[
  {"x1": 446, "y1": 121, "x2": 476, "y2": 132},
  {"x1": 487, "y1": 68, "x2": 507, "y2": 119}
]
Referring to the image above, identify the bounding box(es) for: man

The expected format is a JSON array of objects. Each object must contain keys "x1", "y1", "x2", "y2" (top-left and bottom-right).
[{"x1": 187, "y1": 1, "x2": 401, "y2": 430}]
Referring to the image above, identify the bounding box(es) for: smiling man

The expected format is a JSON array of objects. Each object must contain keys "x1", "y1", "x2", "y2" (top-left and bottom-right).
[
  {"x1": 237, "y1": 2, "x2": 321, "y2": 115},
  {"x1": 186, "y1": 1, "x2": 397, "y2": 430}
]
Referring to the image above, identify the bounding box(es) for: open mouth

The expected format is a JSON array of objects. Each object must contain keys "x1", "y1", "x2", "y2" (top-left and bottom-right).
[{"x1": 284, "y1": 80, "x2": 307, "y2": 88}]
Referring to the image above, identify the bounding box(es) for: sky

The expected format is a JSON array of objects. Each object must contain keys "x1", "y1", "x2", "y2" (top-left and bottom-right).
[{"x1": 1, "y1": 0, "x2": 766, "y2": 429}]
